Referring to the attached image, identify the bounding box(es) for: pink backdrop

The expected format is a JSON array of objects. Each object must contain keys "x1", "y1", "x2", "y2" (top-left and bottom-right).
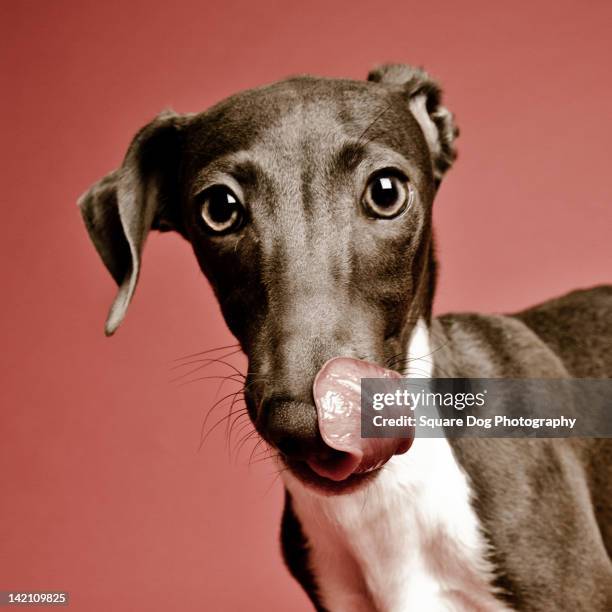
[{"x1": 1, "y1": 1, "x2": 610, "y2": 610}]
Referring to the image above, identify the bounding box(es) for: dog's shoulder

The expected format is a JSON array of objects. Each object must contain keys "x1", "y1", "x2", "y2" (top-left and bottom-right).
[
  {"x1": 513, "y1": 284, "x2": 612, "y2": 378},
  {"x1": 431, "y1": 310, "x2": 567, "y2": 378},
  {"x1": 432, "y1": 284, "x2": 612, "y2": 379}
]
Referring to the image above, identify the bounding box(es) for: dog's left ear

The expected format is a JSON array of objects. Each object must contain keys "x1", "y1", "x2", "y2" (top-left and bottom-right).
[
  {"x1": 78, "y1": 110, "x2": 191, "y2": 336},
  {"x1": 368, "y1": 64, "x2": 458, "y2": 183}
]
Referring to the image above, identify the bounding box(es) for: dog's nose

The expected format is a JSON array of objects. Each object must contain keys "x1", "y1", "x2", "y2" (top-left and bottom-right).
[{"x1": 258, "y1": 397, "x2": 327, "y2": 460}]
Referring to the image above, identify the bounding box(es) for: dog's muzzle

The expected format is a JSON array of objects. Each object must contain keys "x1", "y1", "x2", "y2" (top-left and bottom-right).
[{"x1": 257, "y1": 357, "x2": 414, "y2": 483}]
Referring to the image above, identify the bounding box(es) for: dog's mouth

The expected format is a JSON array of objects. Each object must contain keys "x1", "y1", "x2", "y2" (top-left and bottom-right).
[
  {"x1": 285, "y1": 357, "x2": 414, "y2": 494},
  {"x1": 283, "y1": 458, "x2": 383, "y2": 495}
]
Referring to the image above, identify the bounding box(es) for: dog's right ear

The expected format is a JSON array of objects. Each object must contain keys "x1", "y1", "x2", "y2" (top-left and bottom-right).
[
  {"x1": 368, "y1": 64, "x2": 458, "y2": 184},
  {"x1": 78, "y1": 111, "x2": 191, "y2": 336}
]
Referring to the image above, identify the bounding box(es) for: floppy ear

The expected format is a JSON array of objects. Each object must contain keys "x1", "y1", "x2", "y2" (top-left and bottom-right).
[
  {"x1": 78, "y1": 110, "x2": 190, "y2": 336},
  {"x1": 368, "y1": 64, "x2": 458, "y2": 183}
]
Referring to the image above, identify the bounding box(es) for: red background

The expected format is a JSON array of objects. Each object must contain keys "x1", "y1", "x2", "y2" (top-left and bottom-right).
[{"x1": 1, "y1": 1, "x2": 610, "y2": 610}]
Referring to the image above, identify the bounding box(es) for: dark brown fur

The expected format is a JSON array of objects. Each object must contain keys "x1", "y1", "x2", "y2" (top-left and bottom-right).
[{"x1": 78, "y1": 66, "x2": 612, "y2": 610}]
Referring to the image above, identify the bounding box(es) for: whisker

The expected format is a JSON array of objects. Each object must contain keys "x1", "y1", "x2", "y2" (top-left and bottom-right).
[
  {"x1": 357, "y1": 99, "x2": 395, "y2": 145},
  {"x1": 386, "y1": 352, "x2": 408, "y2": 368},
  {"x1": 171, "y1": 353, "x2": 245, "y2": 385},
  {"x1": 235, "y1": 429, "x2": 260, "y2": 459},
  {"x1": 227, "y1": 409, "x2": 249, "y2": 443},
  {"x1": 189, "y1": 356, "x2": 245, "y2": 379},
  {"x1": 229, "y1": 416, "x2": 254, "y2": 459},
  {"x1": 173, "y1": 343, "x2": 240, "y2": 362},
  {"x1": 262, "y1": 464, "x2": 290, "y2": 497},
  {"x1": 178, "y1": 373, "x2": 245, "y2": 389},
  {"x1": 250, "y1": 447, "x2": 276, "y2": 463},
  {"x1": 248, "y1": 437, "x2": 268, "y2": 466},
  {"x1": 198, "y1": 404, "x2": 246, "y2": 451},
  {"x1": 225, "y1": 391, "x2": 247, "y2": 449},
  {"x1": 199, "y1": 390, "x2": 245, "y2": 448},
  {"x1": 171, "y1": 348, "x2": 243, "y2": 371},
  {"x1": 171, "y1": 373, "x2": 244, "y2": 386}
]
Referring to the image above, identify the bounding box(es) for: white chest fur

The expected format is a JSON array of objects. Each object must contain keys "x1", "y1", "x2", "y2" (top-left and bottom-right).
[{"x1": 283, "y1": 321, "x2": 511, "y2": 612}]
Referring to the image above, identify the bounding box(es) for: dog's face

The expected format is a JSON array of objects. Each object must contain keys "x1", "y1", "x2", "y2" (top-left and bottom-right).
[{"x1": 80, "y1": 64, "x2": 457, "y2": 491}]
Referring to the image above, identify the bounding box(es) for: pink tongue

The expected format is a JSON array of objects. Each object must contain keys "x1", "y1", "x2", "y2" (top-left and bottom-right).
[{"x1": 309, "y1": 357, "x2": 414, "y2": 482}]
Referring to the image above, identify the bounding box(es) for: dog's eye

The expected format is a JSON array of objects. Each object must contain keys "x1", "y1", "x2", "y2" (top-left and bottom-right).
[
  {"x1": 198, "y1": 185, "x2": 244, "y2": 234},
  {"x1": 362, "y1": 173, "x2": 413, "y2": 219}
]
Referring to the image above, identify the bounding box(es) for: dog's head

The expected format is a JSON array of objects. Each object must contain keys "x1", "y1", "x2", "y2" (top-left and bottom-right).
[{"x1": 80, "y1": 64, "x2": 457, "y2": 492}]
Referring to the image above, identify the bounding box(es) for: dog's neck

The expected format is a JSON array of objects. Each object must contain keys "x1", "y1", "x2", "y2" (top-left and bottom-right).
[
  {"x1": 404, "y1": 234, "x2": 438, "y2": 337},
  {"x1": 283, "y1": 321, "x2": 509, "y2": 612}
]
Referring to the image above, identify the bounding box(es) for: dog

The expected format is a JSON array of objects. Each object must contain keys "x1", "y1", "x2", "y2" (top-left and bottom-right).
[{"x1": 79, "y1": 64, "x2": 612, "y2": 611}]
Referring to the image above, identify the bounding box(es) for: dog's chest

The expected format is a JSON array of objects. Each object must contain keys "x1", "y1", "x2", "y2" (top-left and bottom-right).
[{"x1": 286, "y1": 440, "x2": 510, "y2": 612}]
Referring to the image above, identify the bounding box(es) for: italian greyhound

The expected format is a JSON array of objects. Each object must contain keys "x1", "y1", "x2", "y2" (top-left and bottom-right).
[{"x1": 79, "y1": 64, "x2": 612, "y2": 610}]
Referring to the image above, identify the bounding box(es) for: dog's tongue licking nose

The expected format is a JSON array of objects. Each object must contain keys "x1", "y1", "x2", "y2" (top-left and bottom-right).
[{"x1": 309, "y1": 357, "x2": 414, "y2": 482}]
